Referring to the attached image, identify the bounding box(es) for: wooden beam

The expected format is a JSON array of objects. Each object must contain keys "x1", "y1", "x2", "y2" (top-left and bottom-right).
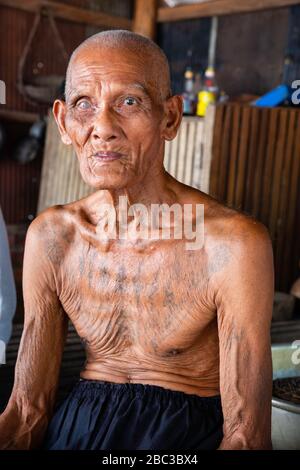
[
  {"x1": 0, "y1": 108, "x2": 39, "y2": 123},
  {"x1": 0, "y1": 0, "x2": 132, "y2": 30},
  {"x1": 157, "y1": 0, "x2": 300, "y2": 23},
  {"x1": 133, "y1": 0, "x2": 158, "y2": 39}
]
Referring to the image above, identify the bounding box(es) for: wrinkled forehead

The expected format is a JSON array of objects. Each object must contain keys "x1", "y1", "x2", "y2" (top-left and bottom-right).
[{"x1": 66, "y1": 45, "x2": 163, "y2": 100}]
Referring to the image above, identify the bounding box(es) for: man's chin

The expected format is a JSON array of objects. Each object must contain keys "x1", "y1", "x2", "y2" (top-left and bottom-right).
[{"x1": 81, "y1": 174, "x2": 134, "y2": 191}]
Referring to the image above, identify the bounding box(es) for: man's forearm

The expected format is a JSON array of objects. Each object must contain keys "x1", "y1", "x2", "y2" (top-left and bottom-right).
[
  {"x1": 0, "y1": 400, "x2": 49, "y2": 450},
  {"x1": 218, "y1": 429, "x2": 272, "y2": 450}
]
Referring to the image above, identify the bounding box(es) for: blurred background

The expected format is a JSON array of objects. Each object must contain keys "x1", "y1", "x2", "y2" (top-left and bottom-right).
[{"x1": 0, "y1": 0, "x2": 300, "y2": 449}]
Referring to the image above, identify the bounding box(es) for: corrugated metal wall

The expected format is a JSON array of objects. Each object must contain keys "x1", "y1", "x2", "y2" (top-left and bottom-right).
[{"x1": 0, "y1": 1, "x2": 87, "y2": 223}]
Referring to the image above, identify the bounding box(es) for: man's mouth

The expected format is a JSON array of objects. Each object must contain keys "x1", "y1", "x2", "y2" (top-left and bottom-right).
[{"x1": 92, "y1": 151, "x2": 124, "y2": 161}]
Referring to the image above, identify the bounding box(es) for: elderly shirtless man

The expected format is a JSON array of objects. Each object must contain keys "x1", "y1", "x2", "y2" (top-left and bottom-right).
[{"x1": 0, "y1": 30, "x2": 273, "y2": 450}]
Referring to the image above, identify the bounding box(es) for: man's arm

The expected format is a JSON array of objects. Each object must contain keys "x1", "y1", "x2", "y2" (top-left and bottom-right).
[
  {"x1": 0, "y1": 213, "x2": 68, "y2": 449},
  {"x1": 215, "y1": 220, "x2": 274, "y2": 450}
]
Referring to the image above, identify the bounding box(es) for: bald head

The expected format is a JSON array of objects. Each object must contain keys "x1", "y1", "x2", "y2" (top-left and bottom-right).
[
  {"x1": 54, "y1": 30, "x2": 183, "y2": 190},
  {"x1": 65, "y1": 30, "x2": 172, "y2": 102}
]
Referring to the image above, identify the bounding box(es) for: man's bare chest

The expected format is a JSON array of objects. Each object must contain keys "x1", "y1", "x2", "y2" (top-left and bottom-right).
[{"x1": 58, "y1": 241, "x2": 217, "y2": 357}]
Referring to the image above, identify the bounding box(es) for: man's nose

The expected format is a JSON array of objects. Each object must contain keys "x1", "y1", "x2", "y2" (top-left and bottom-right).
[{"x1": 91, "y1": 106, "x2": 121, "y2": 142}]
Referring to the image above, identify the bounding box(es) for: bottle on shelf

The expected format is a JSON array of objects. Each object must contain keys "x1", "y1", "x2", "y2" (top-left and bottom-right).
[
  {"x1": 182, "y1": 66, "x2": 196, "y2": 116},
  {"x1": 193, "y1": 71, "x2": 202, "y2": 96},
  {"x1": 196, "y1": 66, "x2": 219, "y2": 117}
]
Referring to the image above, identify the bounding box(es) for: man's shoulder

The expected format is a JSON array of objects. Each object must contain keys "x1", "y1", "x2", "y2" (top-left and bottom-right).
[
  {"x1": 182, "y1": 187, "x2": 271, "y2": 255},
  {"x1": 26, "y1": 203, "x2": 78, "y2": 248},
  {"x1": 177, "y1": 183, "x2": 271, "y2": 245},
  {"x1": 192, "y1": 196, "x2": 274, "y2": 291},
  {"x1": 29, "y1": 204, "x2": 67, "y2": 232},
  {"x1": 210, "y1": 203, "x2": 270, "y2": 244},
  {"x1": 202, "y1": 197, "x2": 272, "y2": 271},
  {"x1": 191, "y1": 191, "x2": 269, "y2": 242}
]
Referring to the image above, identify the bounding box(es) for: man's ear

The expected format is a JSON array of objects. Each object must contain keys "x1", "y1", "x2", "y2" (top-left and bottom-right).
[
  {"x1": 161, "y1": 95, "x2": 183, "y2": 141},
  {"x1": 52, "y1": 99, "x2": 72, "y2": 145}
]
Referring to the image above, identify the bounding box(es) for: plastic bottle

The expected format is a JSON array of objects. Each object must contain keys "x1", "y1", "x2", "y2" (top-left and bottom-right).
[
  {"x1": 182, "y1": 67, "x2": 196, "y2": 116},
  {"x1": 196, "y1": 66, "x2": 219, "y2": 117}
]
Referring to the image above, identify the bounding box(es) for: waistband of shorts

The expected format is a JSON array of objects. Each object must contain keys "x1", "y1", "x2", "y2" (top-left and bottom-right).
[{"x1": 70, "y1": 378, "x2": 222, "y2": 410}]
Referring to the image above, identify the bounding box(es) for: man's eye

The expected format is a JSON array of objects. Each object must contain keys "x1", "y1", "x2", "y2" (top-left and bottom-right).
[
  {"x1": 124, "y1": 97, "x2": 138, "y2": 106},
  {"x1": 76, "y1": 100, "x2": 92, "y2": 110}
]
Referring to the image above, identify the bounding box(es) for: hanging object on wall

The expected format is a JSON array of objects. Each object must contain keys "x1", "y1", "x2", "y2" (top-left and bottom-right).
[
  {"x1": 17, "y1": 8, "x2": 68, "y2": 107},
  {"x1": 13, "y1": 119, "x2": 46, "y2": 165}
]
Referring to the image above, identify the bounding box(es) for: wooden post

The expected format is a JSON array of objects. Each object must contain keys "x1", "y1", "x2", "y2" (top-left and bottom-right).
[{"x1": 133, "y1": 0, "x2": 157, "y2": 40}]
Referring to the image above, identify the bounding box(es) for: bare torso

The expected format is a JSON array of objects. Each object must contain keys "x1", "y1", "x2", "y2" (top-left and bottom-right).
[
  {"x1": 0, "y1": 32, "x2": 274, "y2": 449},
  {"x1": 0, "y1": 178, "x2": 273, "y2": 450},
  {"x1": 48, "y1": 184, "x2": 233, "y2": 397}
]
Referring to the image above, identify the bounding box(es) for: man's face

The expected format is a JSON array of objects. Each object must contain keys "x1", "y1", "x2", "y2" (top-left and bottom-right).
[{"x1": 54, "y1": 46, "x2": 176, "y2": 190}]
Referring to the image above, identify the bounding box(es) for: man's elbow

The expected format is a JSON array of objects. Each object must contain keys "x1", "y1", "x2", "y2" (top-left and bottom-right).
[{"x1": 218, "y1": 430, "x2": 272, "y2": 450}]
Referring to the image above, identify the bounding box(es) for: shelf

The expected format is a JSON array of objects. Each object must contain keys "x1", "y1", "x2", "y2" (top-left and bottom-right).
[
  {"x1": 157, "y1": 0, "x2": 300, "y2": 23},
  {"x1": 0, "y1": 108, "x2": 39, "y2": 123}
]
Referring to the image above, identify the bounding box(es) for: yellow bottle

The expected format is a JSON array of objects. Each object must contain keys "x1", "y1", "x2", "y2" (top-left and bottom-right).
[
  {"x1": 196, "y1": 66, "x2": 218, "y2": 117},
  {"x1": 196, "y1": 90, "x2": 215, "y2": 117}
]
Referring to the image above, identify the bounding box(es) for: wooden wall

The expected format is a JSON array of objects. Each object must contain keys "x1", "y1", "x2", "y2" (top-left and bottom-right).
[{"x1": 210, "y1": 103, "x2": 300, "y2": 292}]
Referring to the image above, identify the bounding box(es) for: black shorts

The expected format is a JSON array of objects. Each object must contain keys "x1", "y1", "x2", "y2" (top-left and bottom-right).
[{"x1": 43, "y1": 379, "x2": 223, "y2": 450}]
